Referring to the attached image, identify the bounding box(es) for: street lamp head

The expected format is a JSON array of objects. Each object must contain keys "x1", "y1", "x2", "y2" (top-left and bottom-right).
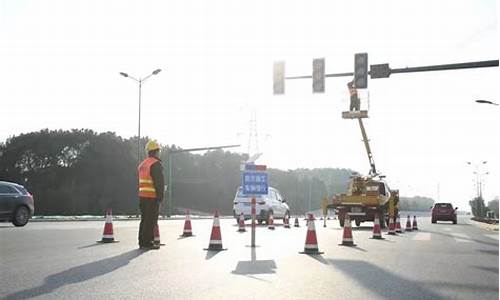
[
  {"x1": 119, "y1": 72, "x2": 128, "y2": 78},
  {"x1": 152, "y1": 69, "x2": 162, "y2": 75},
  {"x1": 475, "y1": 99, "x2": 499, "y2": 105}
]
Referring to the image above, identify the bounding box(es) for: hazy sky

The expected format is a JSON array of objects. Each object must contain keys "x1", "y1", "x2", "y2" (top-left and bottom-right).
[{"x1": 1, "y1": 0, "x2": 498, "y2": 211}]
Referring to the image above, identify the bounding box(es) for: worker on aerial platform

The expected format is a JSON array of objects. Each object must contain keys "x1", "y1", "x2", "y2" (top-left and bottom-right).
[{"x1": 347, "y1": 81, "x2": 360, "y2": 111}]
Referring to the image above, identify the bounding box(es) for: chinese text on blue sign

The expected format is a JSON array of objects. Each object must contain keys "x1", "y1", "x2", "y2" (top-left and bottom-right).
[{"x1": 241, "y1": 164, "x2": 268, "y2": 196}]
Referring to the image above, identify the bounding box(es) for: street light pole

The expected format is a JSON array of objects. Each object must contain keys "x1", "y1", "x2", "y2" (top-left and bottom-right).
[
  {"x1": 467, "y1": 161, "x2": 487, "y2": 199},
  {"x1": 119, "y1": 69, "x2": 162, "y2": 163}
]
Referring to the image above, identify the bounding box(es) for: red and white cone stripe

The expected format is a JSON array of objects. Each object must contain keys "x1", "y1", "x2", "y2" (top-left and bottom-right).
[
  {"x1": 371, "y1": 213, "x2": 384, "y2": 239},
  {"x1": 99, "y1": 209, "x2": 118, "y2": 243},
  {"x1": 204, "y1": 210, "x2": 226, "y2": 251},
  {"x1": 412, "y1": 215, "x2": 418, "y2": 230},
  {"x1": 387, "y1": 216, "x2": 397, "y2": 235},
  {"x1": 405, "y1": 215, "x2": 413, "y2": 231},
  {"x1": 238, "y1": 213, "x2": 246, "y2": 232},
  {"x1": 340, "y1": 214, "x2": 356, "y2": 246},
  {"x1": 395, "y1": 215, "x2": 403, "y2": 233},
  {"x1": 153, "y1": 224, "x2": 161, "y2": 244},
  {"x1": 284, "y1": 214, "x2": 290, "y2": 228},
  {"x1": 181, "y1": 210, "x2": 193, "y2": 237},
  {"x1": 294, "y1": 217, "x2": 300, "y2": 227},
  {"x1": 300, "y1": 214, "x2": 323, "y2": 254},
  {"x1": 268, "y1": 213, "x2": 275, "y2": 230}
]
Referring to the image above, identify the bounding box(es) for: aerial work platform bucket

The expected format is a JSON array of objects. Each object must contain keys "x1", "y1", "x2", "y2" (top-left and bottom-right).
[{"x1": 342, "y1": 110, "x2": 369, "y2": 119}]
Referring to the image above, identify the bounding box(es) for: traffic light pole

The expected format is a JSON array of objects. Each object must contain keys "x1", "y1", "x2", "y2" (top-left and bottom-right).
[{"x1": 284, "y1": 59, "x2": 498, "y2": 81}]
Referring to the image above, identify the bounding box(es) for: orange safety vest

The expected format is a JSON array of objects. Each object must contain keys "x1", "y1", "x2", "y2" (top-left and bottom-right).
[{"x1": 138, "y1": 157, "x2": 159, "y2": 199}]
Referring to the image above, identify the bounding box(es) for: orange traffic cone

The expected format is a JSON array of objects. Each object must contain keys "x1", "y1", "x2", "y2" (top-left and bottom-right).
[
  {"x1": 153, "y1": 223, "x2": 165, "y2": 246},
  {"x1": 299, "y1": 213, "x2": 324, "y2": 254},
  {"x1": 412, "y1": 215, "x2": 419, "y2": 230},
  {"x1": 204, "y1": 210, "x2": 227, "y2": 251},
  {"x1": 180, "y1": 210, "x2": 194, "y2": 237},
  {"x1": 339, "y1": 214, "x2": 356, "y2": 246},
  {"x1": 238, "y1": 213, "x2": 246, "y2": 232},
  {"x1": 387, "y1": 216, "x2": 397, "y2": 235},
  {"x1": 294, "y1": 217, "x2": 300, "y2": 227},
  {"x1": 371, "y1": 213, "x2": 385, "y2": 240},
  {"x1": 268, "y1": 212, "x2": 275, "y2": 230},
  {"x1": 395, "y1": 214, "x2": 403, "y2": 233},
  {"x1": 405, "y1": 215, "x2": 413, "y2": 232},
  {"x1": 98, "y1": 209, "x2": 119, "y2": 243},
  {"x1": 284, "y1": 214, "x2": 290, "y2": 229}
]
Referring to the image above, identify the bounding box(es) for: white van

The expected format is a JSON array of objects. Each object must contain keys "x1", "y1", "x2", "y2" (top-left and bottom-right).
[{"x1": 232, "y1": 186, "x2": 290, "y2": 224}]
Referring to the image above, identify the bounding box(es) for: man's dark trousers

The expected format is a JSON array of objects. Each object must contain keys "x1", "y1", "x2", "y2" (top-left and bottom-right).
[{"x1": 139, "y1": 199, "x2": 159, "y2": 247}]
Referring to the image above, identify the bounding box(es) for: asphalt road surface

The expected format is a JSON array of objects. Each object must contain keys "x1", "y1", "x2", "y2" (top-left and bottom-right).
[{"x1": 1, "y1": 216, "x2": 498, "y2": 300}]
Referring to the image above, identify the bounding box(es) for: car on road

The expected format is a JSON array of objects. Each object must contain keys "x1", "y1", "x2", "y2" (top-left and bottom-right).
[
  {"x1": 0, "y1": 181, "x2": 35, "y2": 226},
  {"x1": 431, "y1": 202, "x2": 457, "y2": 224},
  {"x1": 233, "y1": 186, "x2": 290, "y2": 224}
]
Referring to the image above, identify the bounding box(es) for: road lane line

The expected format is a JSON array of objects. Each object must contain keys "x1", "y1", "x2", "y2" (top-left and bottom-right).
[
  {"x1": 412, "y1": 232, "x2": 431, "y2": 241},
  {"x1": 443, "y1": 228, "x2": 452, "y2": 232},
  {"x1": 450, "y1": 232, "x2": 472, "y2": 243}
]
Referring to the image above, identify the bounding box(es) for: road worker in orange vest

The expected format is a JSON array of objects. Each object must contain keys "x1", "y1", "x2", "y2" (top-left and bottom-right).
[
  {"x1": 138, "y1": 140, "x2": 165, "y2": 250},
  {"x1": 347, "y1": 81, "x2": 360, "y2": 111}
]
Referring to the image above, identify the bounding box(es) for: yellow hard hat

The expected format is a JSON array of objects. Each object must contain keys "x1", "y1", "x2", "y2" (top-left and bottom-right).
[{"x1": 145, "y1": 140, "x2": 160, "y2": 152}]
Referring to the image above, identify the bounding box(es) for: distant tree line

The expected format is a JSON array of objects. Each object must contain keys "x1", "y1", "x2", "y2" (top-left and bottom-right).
[
  {"x1": 469, "y1": 196, "x2": 499, "y2": 218},
  {"x1": 0, "y1": 129, "x2": 357, "y2": 215},
  {"x1": 398, "y1": 196, "x2": 435, "y2": 211}
]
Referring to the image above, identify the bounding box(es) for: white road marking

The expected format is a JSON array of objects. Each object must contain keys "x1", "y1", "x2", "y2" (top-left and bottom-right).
[
  {"x1": 443, "y1": 228, "x2": 452, "y2": 232},
  {"x1": 450, "y1": 232, "x2": 472, "y2": 243},
  {"x1": 484, "y1": 234, "x2": 499, "y2": 240},
  {"x1": 412, "y1": 232, "x2": 431, "y2": 241}
]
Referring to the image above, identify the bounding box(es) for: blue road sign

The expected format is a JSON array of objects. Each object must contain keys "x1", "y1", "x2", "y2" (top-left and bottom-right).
[{"x1": 241, "y1": 166, "x2": 268, "y2": 196}]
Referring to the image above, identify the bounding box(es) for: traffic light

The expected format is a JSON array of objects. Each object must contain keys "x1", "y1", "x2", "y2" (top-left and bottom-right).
[
  {"x1": 273, "y1": 61, "x2": 285, "y2": 95},
  {"x1": 354, "y1": 53, "x2": 368, "y2": 88},
  {"x1": 312, "y1": 58, "x2": 325, "y2": 93}
]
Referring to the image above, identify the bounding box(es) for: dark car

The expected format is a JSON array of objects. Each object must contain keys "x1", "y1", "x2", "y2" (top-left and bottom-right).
[
  {"x1": 431, "y1": 203, "x2": 457, "y2": 224},
  {"x1": 0, "y1": 181, "x2": 35, "y2": 226}
]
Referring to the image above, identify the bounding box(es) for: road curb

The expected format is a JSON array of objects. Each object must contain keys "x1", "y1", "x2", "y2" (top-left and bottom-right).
[{"x1": 469, "y1": 219, "x2": 499, "y2": 232}]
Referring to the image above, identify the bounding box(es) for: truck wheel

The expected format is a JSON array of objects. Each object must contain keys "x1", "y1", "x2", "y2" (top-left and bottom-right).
[{"x1": 355, "y1": 220, "x2": 361, "y2": 227}]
